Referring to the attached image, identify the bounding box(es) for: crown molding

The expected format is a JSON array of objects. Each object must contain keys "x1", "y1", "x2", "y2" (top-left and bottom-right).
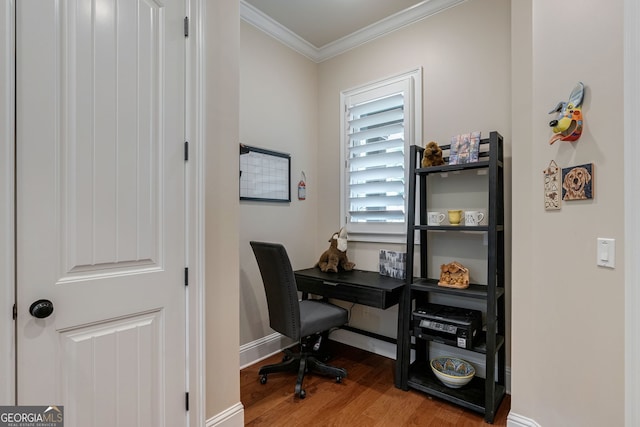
[
  {"x1": 240, "y1": 1, "x2": 319, "y2": 61},
  {"x1": 240, "y1": 0, "x2": 467, "y2": 63}
]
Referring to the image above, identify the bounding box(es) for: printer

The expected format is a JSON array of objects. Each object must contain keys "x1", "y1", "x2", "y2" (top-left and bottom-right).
[{"x1": 413, "y1": 303, "x2": 482, "y2": 350}]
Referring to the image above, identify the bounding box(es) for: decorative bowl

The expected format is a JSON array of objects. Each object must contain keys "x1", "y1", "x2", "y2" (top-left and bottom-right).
[{"x1": 430, "y1": 357, "x2": 475, "y2": 388}]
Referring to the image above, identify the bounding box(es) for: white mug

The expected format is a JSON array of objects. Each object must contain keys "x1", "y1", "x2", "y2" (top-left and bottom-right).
[
  {"x1": 427, "y1": 211, "x2": 446, "y2": 226},
  {"x1": 464, "y1": 210, "x2": 485, "y2": 226}
]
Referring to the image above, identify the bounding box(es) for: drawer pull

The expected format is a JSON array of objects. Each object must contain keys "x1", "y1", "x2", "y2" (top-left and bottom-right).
[{"x1": 323, "y1": 281, "x2": 339, "y2": 286}]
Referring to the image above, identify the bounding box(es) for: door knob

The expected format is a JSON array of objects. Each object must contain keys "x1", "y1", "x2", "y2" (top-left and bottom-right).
[{"x1": 29, "y1": 299, "x2": 54, "y2": 319}]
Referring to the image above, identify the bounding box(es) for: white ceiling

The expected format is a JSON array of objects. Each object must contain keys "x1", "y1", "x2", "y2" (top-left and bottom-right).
[
  {"x1": 243, "y1": 0, "x2": 425, "y2": 48},
  {"x1": 241, "y1": 0, "x2": 467, "y2": 62}
]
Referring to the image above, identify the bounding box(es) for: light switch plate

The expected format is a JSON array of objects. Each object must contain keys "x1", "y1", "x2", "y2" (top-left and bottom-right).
[{"x1": 597, "y1": 238, "x2": 615, "y2": 268}]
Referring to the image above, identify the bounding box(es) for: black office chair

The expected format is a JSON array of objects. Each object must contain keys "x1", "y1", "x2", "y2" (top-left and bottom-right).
[{"x1": 250, "y1": 241, "x2": 348, "y2": 399}]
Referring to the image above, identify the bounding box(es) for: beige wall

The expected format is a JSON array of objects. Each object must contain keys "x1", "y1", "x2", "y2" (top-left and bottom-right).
[
  {"x1": 238, "y1": 0, "x2": 628, "y2": 424},
  {"x1": 239, "y1": 22, "x2": 319, "y2": 345},
  {"x1": 511, "y1": 0, "x2": 625, "y2": 426},
  {"x1": 316, "y1": 0, "x2": 512, "y2": 363},
  {"x1": 204, "y1": 0, "x2": 241, "y2": 419},
  {"x1": 240, "y1": 0, "x2": 512, "y2": 367}
]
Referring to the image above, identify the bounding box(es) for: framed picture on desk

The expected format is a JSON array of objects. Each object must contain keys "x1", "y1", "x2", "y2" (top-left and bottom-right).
[{"x1": 379, "y1": 249, "x2": 406, "y2": 279}]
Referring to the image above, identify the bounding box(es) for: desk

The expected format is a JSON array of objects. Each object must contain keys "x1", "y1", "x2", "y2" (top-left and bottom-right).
[
  {"x1": 295, "y1": 267, "x2": 406, "y2": 388},
  {"x1": 294, "y1": 268, "x2": 404, "y2": 310}
]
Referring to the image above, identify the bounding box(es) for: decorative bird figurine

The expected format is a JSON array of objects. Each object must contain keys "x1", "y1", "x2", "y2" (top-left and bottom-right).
[{"x1": 548, "y1": 82, "x2": 585, "y2": 145}]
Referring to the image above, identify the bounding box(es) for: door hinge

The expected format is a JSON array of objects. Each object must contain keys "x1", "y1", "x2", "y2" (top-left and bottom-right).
[
  {"x1": 12, "y1": 303, "x2": 16, "y2": 320},
  {"x1": 184, "y1": 17, "x2": 189, "y2": 37},
  {"x1": 185, "y1": 392, "x2": 189, "y2": 411},
  {"x1": 185, "y1": 267, "x2": 189, "y2": 287},
  {"x1": 184, "y1": 141, "x2": 189, "y2": 161}
]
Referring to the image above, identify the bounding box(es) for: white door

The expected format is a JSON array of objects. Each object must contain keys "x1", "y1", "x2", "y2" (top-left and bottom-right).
[{"x1": 16, "y1": 1, "x2": 187, "y2": 426}]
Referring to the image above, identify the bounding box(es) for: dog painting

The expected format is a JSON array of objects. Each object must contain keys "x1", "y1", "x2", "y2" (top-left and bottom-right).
[{"x1": 562, "y1": 163, "x2": 594, "y2": 201}]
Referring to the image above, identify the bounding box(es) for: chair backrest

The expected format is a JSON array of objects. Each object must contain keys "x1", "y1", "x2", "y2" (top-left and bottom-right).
[{"x1": 250, "y1": 241, "x2": 301, "y2": 341}]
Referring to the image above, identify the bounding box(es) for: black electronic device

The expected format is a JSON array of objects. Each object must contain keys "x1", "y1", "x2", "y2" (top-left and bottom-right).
[{"x1": 413, "y1": 303, "x2": 482, "y2": 350}]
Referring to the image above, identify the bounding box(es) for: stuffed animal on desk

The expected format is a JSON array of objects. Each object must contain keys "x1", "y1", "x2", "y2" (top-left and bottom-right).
[{"x1": 316, "y1": 227, "x2": 355, "y2": 273}]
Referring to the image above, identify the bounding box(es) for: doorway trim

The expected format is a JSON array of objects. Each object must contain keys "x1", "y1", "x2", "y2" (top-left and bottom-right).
[
  {"x1": 0, "y1": 0, "x2": 15, "y2": 406},
  {"x1": 0, "y1": 3, "x2": 206, "y2": 426},
  {"x1": 187, "y1": 0, "x2": 205, "y2": 425},
  {"x1": 624, "y1": 0, "x2": 639, "y2": 425}
]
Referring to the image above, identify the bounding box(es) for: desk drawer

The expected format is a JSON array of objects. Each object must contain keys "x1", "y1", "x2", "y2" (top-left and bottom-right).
[{"x1": 296, "y1": 276, "x2": 399, "y2": 309}]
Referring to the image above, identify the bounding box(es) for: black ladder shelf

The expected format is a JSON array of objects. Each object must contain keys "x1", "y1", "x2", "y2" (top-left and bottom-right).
[{"x1": 396, "y1": 131, "x2": 506, "y2": 423}]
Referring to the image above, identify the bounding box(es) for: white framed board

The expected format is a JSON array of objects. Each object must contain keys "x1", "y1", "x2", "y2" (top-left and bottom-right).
[{"x1": 240, "y1": 144, "x2": 291, "y2": 202}]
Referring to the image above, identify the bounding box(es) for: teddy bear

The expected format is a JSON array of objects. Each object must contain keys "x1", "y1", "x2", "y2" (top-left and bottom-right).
[
  {"x1": 421, "y1": 141, "x2": 445, "y2": 168},
  {"x1": 316, "y1": 227, "x2": 355, "y2": 273}
]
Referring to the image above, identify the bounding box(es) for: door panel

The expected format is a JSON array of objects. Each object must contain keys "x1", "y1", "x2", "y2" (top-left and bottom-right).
[
  {"x1": 69, "y1": 0, "x2": 161, "y2": 271},
  {"x1": 16, "y1": 1, "x2": 186, "y2": 425},
  {"x1": 61, "y1": 311, "x2": 162, "y2": 427}
]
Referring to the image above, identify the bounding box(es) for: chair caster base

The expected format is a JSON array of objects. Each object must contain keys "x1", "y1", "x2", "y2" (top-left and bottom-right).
[{"x1": 295, "y1": 383, "x2": 306, "y2": 399}]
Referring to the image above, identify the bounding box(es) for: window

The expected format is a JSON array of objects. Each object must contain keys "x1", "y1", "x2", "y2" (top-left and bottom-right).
[{"x1": 340, "y1": 68, "x2": 422, "y2": 242}]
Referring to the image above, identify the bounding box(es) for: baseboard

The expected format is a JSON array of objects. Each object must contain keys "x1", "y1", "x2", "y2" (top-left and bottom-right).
[
  {"x1": 238, "y1": 329, "x2": 393, "y2": 370},
  {"x1": 331, "y1": 328, "x2": 512, "y2": 393},
  {"x1": 241, "y1": 329, "x2": 512, "y2": 394},
  {"x1": 239, "y1": 332, "x2": 295, "y2": 369},
  {"x1": 329, "y1": 328, "x2": 397, "y2": 360},
  {"x1": 205, "y1": 402, "x2": 244, "y2": 427},
  {"x1": 507, "y1": 412, "x2": 542, "y2": 427}
]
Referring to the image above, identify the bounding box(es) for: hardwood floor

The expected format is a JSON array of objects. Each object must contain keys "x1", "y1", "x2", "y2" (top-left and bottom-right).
[{"x1": 241, "y1": 341, "x2": 510, "y2": 426}]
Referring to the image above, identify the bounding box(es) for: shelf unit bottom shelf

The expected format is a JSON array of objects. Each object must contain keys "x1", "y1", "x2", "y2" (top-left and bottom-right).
[{"x1": 407, "y1": 360, "x2": 505, "y2": 420}]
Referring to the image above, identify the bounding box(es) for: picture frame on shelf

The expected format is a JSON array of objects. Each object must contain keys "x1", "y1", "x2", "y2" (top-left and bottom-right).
[{"x1": 449, "y1": 131, "x2": 481, "y2": 165}]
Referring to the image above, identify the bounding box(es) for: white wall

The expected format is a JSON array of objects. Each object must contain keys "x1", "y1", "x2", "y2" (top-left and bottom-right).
[
  {"x1": 239, "y1": 0, "x2": 512, "y2": 358},
  {"x1": 316, "y1": 0, "x2": 512, "y2": 365},
  {"x1": 239, "y1": 22, "x2": 320, "y2": 347},
  {"x1": 239, "y1": 0, "x2": 629, "y2": 424},
  {"x1": 510, "y1": 1, "x2": 625, "y2": 426},
  {"x1": 203, "y1": 0, "x2": 242, "y2": 421}
]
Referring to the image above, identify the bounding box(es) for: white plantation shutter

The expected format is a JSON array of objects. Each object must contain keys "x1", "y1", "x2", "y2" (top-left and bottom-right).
[
  {"x1": 340, "y1": 69, "x2": 422, "y2": 241},
  {"x1": 347, "y1": 95, "x2": 405, "y2": 223}
]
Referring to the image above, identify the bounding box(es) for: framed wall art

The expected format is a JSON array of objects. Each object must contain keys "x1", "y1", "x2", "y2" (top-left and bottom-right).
[
  {"x1": 239, "y1": 144, "x2": 291, "y2": 202},
  {"x1": 562, "y1": 163, "x2": 594, "y2": 201},
  {"x1": 543, "y1": 160, "x2": 561, "y2": 210}
]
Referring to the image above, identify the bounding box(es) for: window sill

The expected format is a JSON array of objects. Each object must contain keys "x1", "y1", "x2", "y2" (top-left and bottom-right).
[{"x1": 347, "y1": 231, "x2": 407, "y2": 244}]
